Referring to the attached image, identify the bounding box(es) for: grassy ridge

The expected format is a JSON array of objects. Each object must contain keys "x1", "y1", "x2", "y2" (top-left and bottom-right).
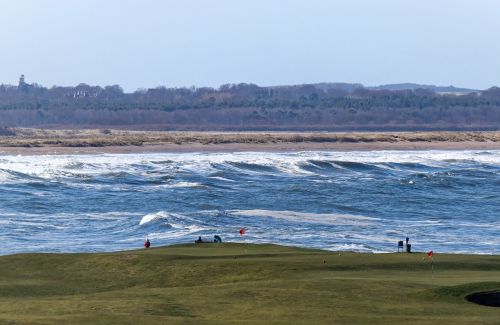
[
  {"x1": 0, "y1": 128, "x2": 499, "y2": 148},
  {"x1": 0, "y1": 243, "x2": 499, "y2": 324}
]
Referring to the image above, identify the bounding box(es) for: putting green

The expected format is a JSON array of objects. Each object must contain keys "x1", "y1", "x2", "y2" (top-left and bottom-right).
[{"x1": 0, "y1": 243, "x2": 499, "y2": 324}]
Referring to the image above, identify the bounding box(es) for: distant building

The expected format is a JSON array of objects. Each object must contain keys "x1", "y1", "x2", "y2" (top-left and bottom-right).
[{"x1": 18, "y1": 74, "x2": 28, "y2": 92}]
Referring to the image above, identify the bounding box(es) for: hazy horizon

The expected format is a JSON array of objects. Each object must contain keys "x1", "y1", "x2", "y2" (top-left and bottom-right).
[
  {"x1": 0, "y1": 77, "x2": 487, "y2": 93},
  {"x1": 1, "y1": 0, "x2": 499, "y2": 91}
]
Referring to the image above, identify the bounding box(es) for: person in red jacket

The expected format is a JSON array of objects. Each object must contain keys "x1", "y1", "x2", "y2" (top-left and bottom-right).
[{"x1": 144, "y1": 239, "x2": 151, "y2": 248}]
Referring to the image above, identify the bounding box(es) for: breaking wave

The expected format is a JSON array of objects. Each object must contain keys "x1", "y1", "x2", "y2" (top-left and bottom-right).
[
  {"x1": 0, "y1": 150, "x2": 498, "y2": 254},
  {"x1": 230, "y1": 209, "x2": 379, "y2": 226}
]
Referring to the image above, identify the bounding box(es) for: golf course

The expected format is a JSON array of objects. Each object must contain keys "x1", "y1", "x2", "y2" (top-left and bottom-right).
[{"x1": 0, "y1": 243, "x2": 499, "y2": 324}]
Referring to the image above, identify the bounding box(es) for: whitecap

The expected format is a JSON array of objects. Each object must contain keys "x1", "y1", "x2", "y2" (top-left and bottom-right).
[
  {"x1": 208, "y1": 176, "x2": 235, "y2": 182},
  {"x1": 230, "y1": 209, "x2": 379, "y2": 226},
  {"x1": 139, "y1": 211, "x2": 170, "y2": 225}
]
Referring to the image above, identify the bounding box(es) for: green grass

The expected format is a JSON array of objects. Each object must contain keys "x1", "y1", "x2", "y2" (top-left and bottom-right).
[{"x1": 0, "y1": 243, "x2": 499, "y2": 324}]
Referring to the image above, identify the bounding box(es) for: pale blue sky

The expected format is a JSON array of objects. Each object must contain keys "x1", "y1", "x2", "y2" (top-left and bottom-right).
[{"x1": 1, "y1": 0, "x2": 499, "y2": 91}]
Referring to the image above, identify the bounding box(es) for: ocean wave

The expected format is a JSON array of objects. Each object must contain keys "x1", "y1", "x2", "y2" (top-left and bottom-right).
[
  {"x1": 328, "y1": 160, "x2": 377, "y2": 170},
  {"x1": 0, "y1": 150, "x2": 498, "y2": 180},
  {"x1": 230, "y1": 209, "x2": 378, "y2": 226},
  {"x1": 139, "y1": 211, "x2": 171, "y2": 225},
  {"x1": 0, "y1": 150, "x2": 498, "y2": 255},
  {"x1": 63, "y1": 161, "x2": 99, "y2": 170},
  {"x1": 138, "y1": 211, "x2": 211, "y2": 241},
  {"x1": 227, "y1": 161, "x2": 279, "y2": 173},
  {"x1": 325, "y1": 243, "x2": 379, "y2": 253},
  {"x1": 208, "y1": 176, "x2": 235, "y2": 182},
  {"x1": 153, "y1": 181, "x2": 205, "y2": 189},
  {"x1": 139, "y1": 211, "x2": 204, "y2": 227}
]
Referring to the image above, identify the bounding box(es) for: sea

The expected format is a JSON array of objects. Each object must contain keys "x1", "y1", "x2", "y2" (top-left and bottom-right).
[{"x1": 0, "y1": 150, "x2": 499, "y2": 255}]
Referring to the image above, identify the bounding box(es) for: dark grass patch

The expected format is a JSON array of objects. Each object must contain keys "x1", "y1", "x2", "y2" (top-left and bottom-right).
[
  {"x1": 431, "y1": 282, "x2": 500, "y2": 298},
  {"x1": 420, "y1": 282, "x2": 500, "y2": 307},
  {"x1": 466, "y1": 291, "x2": 500, "y2": 307}
]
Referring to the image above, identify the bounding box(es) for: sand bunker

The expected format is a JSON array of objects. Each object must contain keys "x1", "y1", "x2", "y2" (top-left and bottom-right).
[{"x1": 466, "y1": 291, "x2": 500, "y2": 307}]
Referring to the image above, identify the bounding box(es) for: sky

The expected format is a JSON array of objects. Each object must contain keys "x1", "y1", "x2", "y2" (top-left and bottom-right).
[{"x1": 1, "y1": 0, "x2": 499, "y2": 91}]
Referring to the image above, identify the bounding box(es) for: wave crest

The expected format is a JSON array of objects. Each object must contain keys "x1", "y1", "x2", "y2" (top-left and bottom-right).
[{"x1": 230, "y1": 209, "x2": 378, "y2": 226}]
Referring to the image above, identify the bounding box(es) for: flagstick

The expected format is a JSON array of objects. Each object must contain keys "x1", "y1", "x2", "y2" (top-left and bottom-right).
[
  {"x1": 431, "y1": 257, "x2": 434, "y2": 286},
  {"x1": 427, "y1": 251, "x2": 435, "y2": 286}
]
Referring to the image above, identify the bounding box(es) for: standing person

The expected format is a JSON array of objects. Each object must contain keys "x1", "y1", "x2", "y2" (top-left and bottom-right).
[{"x1": 144, "y1": 238, "x2": 151, "y2": 248}]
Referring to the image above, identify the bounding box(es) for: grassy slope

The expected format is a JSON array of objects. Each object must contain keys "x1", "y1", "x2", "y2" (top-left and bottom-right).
[
  {"x1": 0, "y1": 243, "x2": 499, "y2": 324},
  {"x1": 1, "y1": 129, "x2": 500, "y2": 148}
]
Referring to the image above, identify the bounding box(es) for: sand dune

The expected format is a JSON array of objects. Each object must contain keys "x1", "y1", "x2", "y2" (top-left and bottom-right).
[{"x1": 0, "y1": 128, "x2": 499, "y2": 155}]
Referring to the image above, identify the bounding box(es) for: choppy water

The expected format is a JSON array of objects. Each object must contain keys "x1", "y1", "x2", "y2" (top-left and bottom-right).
[{"x1": 0, "y1": 150, "x2": 499, "y2": 255}]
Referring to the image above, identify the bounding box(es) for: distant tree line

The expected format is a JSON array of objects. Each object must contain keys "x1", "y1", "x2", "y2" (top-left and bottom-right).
[{"x1": 0, "y1": 77, "x2": 499, "y2": 130}]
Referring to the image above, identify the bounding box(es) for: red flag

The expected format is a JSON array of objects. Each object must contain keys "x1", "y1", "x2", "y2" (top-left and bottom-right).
[
  {"x1": 239, "y1": 228, "x2": 245, "y2": 236},
  {"x1": 427, "y1": 250, "x2": 433, "y2": 258}
]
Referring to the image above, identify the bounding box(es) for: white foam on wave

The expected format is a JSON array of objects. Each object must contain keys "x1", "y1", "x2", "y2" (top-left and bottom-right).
[
  {"x1": 143, "y1": 182, "x2": 204, "y2": 191},
  {"x1": 0, "y1": 170, "x2": 13, "y2": 183},
  {"x1": 139, "y1": 211, "x2": 170, "y2": 225},
  {"x1": 208, "y1": 176, "x2": 235, "y2": 182},
  {"x1": 230, "y1": 209, "x2": 379, "y2": 226},
  {"x1": 0, "y1": 150, "x2": 498, "y2": 183},
  {"x1": 168, "y1": 181, "x2": 203, "y2": 188},
  {"x1": 324, "y1": 243, "x2": 377, "y2": 253},
  {"x1": 138, "y1": 211, "x2": 210, "y2": 240},
  {"x1": 83, "y1": 211, "x2": 141, "y2": 219},
  {"x1": 139, "y1": 210, "x2": 204, "y2": 227}
]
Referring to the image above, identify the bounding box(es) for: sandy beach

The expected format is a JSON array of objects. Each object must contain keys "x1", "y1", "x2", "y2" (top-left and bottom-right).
[{"x1": 0, "y1": 129, "x2": 499, "y2": 155}]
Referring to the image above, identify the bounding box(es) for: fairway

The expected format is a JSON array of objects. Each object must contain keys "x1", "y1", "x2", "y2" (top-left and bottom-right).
[{"x1": 0, "y1": 243, "x2": 499, "y2": 324}]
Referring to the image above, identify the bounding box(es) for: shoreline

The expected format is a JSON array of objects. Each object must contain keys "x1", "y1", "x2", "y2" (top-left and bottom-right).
[
  {"x1": 4, "y1": 242, "x2": 497, "y2": 257},
  {"x1": 0, "y1": 129, "x2": 499, "y2": 155},
  {"x1": 1, "y1": 141, "x2": 500, "y2": 155}
]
